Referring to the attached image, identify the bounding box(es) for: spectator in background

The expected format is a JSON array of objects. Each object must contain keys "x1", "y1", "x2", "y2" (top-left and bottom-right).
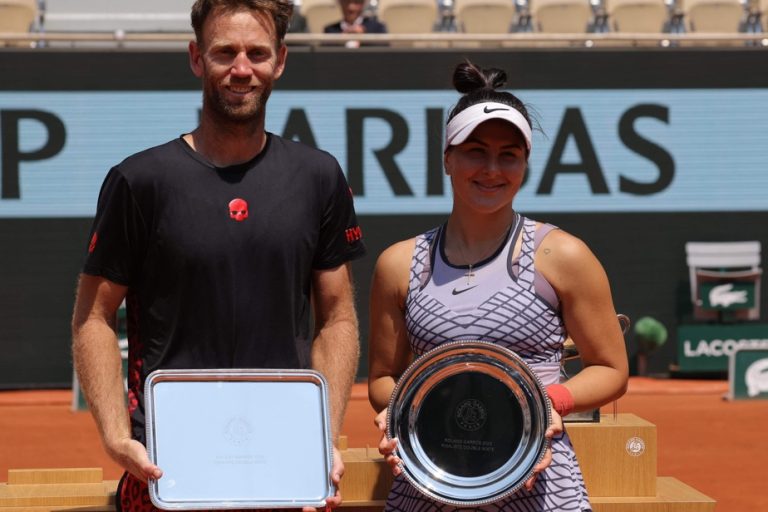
[
  {"x1": 324, "y1": 0, "x2": 387, "y2": 47},
  {"x1": 289, "y1": 10, "x2": 308, "y2": 33}
]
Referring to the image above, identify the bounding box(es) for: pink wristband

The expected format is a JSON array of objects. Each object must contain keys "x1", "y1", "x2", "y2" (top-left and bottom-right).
[{"x1": 546, "y1": 384, "x2": 575, "y2": 417}]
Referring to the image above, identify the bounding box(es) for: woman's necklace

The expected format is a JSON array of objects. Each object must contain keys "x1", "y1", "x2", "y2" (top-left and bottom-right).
[{"x1": 453, "y1": 222, "x2": 513, "y2": 285}]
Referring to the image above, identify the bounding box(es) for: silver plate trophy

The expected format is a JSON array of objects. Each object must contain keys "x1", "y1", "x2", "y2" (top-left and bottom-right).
[
  {"x1": 144, "y1": 369, "x2": 333, "y2": 510},
  {"x1": 387, "y1": 341, "x2": 551, "y2": 507}
]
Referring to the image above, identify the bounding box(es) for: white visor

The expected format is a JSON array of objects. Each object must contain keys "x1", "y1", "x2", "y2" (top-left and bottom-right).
[{"x1": 444, "y1": 102, "x2": 532, "y2": 153}]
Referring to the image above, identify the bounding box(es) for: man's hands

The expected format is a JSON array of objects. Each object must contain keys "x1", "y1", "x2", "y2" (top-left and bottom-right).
[
  {"x1": 342, "y1": 24, "x2": 365, "y2": 34},
  {"x1": 302, "y1": 445, "x2": 344, "y2": 512},
  {"x1": 105, "y1": 437, "x2": 162, "y2": 481},
  {"x1": 107, "y1": 436, "x2": 344, "y2": 512},
  {"x1": 328, "y1": 446, "x2": 345, "y2": 507}
]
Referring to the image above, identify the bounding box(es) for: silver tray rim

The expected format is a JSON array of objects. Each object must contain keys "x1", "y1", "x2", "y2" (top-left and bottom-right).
[
  {"x1": 144, "y1": 368, "x2": 334, "y2": 510},
  {"x1": 387, "y1": 340, "x2": 551, "y2": 507}
]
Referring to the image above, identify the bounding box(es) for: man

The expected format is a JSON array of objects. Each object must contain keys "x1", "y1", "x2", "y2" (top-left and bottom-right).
[
  {"x1": 324, "y1": 0, "x2": 387, "y2": 47},
  {"x1": 71, "y1": 1, "x2": 365, "y2": 510}
]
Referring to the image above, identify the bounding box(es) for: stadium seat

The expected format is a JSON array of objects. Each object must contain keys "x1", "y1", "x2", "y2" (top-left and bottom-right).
[
  {"x1": 42, "y1": 0, "x2": 193, "y2": 33},
  {"x1": 605, "y1": 0, "x2": 669, "y2": 32},
  {"x1": 0, "y1": 0, "x2": 37, "y2": 33},
  {"x1": 680, "y1": 0, "x2": 745, "y2": 31},
  {"x1": 300, "y1": 0, "x2": 342, "y2": 33},
  {"x1": 454, "y1": 0, "x2": 516, "y2": 33},
  {"x1": 377, "y1": 0, "x2": 439, "y2": 33},
  {"x1": 685, "y1": 241, "x2": 762, "y2": 321},
  {"x1": 529, "y1": 0, "x2": 593, "y2": 32}
]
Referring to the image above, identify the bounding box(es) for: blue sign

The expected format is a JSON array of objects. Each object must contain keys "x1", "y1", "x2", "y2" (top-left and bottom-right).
[{"x1": 1, "y1": 89, "x2": 768, "y2": 217}]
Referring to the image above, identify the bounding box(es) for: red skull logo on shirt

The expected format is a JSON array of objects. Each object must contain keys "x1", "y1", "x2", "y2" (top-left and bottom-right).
[{"x1": 229, "y1": 198, "x2": 248, "y2": 222}]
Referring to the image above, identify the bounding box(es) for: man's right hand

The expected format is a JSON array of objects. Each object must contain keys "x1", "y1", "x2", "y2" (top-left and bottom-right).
[{"x1": 106, "y1": 437, "x2": 163, "y2": 481}]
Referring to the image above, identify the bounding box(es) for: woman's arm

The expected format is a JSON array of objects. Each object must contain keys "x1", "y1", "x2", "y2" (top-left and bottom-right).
[
  {"x1": 536, "y1": 229, "x2": 629, "y2": 411},
  {"x1": 368, "y1": 239, "x2": 415, "y2": 413}
]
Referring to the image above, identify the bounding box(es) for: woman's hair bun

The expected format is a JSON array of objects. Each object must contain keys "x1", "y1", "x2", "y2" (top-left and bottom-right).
[
  {"x1": 453, "y1": 61, "x2": 507, "y2": 94},
  {"x1": 446, "y1": 59, "x2": 534, "y2": 139}
]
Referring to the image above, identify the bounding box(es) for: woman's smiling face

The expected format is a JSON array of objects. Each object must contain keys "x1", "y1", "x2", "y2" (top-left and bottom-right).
[{"x1": 444, "y1": 118, "x2": 528, "y2": 214}]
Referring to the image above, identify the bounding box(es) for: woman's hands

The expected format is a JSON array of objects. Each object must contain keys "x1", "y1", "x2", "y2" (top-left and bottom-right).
[
  {"x1": 373, "y1": 404, "x2": 564, "y2": 489},
  {"x1": 374, "y1": 408, "x2": 403, "y2": 477},
  {"x1": 523, "y1": 407, "x2": 563, "y2": 491}
]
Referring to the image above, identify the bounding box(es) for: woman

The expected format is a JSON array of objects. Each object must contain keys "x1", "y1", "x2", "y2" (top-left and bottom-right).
[{"x1": 367, "y1": 60, "x2": 629, "y2": 511}]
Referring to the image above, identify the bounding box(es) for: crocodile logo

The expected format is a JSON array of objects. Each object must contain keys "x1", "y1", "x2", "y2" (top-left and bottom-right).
[{"x1": 709, "y1": 283, "x2": 747, "y2": 308}]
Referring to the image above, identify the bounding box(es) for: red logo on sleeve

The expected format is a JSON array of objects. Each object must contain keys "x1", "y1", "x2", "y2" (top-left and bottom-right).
[
  {"x1": 88, "y1": 233, "x2": 98, "y2": 253},
  {"x1": 345, "y1": 226, "x2": 362, "y2": 243}
]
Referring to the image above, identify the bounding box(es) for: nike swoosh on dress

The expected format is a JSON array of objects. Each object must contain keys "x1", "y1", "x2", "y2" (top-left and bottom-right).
[{"x1": 451, "y1": 285, "x2": 478, "y2": 295}]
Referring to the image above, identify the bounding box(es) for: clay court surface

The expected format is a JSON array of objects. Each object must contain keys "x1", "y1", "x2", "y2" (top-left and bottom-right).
[{"x1": 1, "y1": 377, "x2": 766, "y2": 512}]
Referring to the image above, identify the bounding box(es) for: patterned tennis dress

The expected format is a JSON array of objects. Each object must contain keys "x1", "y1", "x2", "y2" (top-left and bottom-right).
[{"x1": 385, "y1": 213, "x2": 591, "y2": 512}]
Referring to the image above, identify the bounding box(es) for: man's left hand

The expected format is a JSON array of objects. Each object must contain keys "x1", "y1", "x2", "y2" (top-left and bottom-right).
[{"x1": 302, "y1": 446, "x2": 344, "y2": 512}]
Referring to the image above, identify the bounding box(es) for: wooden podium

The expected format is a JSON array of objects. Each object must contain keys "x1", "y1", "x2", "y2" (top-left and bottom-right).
[
  {"x1": 337, "y1": 413, "x2": 714, "y2": 512},
  {"x1": 0, "y1": 414, "x2": 714, "y2": 511},
  {"x1": 0, "y1": 468, "x2": 116, "y2": 511}
]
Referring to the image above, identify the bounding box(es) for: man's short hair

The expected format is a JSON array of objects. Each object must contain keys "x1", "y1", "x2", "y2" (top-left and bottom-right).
[{"x1": 191, "y1": 0, "x2": 295, "y2": 46}]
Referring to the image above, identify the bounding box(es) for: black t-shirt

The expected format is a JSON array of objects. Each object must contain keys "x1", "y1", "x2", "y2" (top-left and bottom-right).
[{"x1": 83, "y1": 134, "x2": 366, "y2": 441}]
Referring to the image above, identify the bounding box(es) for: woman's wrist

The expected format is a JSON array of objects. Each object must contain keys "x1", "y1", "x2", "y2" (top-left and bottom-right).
[{"x1": 546, "y1": 383, "x2": 575, "y2": 417}]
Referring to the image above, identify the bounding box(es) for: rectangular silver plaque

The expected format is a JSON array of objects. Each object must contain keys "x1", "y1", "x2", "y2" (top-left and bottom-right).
[{"x1": 144, "y1": 369, "x2": 333, "y2": 510}]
